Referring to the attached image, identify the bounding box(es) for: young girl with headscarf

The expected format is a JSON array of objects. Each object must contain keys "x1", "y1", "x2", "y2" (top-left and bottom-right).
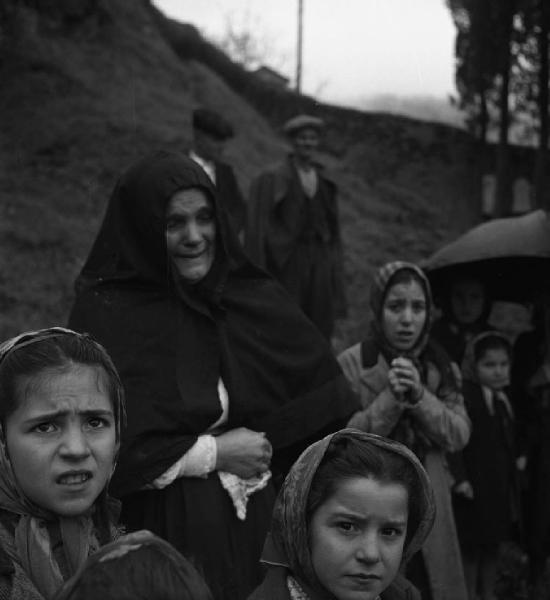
[
  {"x1": 249, "y1": 429, "x2": 435, "y2": 600},
  {"x1": 0, "y1": 328, "x2": 124, "y2": 599},
  {"x1": 337, "y1": 262, "x2": 471, "y2": 600}
]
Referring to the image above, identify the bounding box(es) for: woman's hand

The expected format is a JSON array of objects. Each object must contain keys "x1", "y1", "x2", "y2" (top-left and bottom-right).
[
  {"x1": 215, "y1": 427, "x2": 272, "y2": 479},
  {"x1": 388, "y1": 357, "x2": 423, "y2": 404}
]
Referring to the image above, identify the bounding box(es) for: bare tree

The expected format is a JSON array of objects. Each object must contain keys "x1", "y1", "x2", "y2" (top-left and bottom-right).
[{"x1": 214, "y1": 9, "x2": 288, "y2": 72}]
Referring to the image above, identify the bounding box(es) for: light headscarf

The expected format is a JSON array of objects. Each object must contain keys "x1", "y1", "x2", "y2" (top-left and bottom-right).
[
  {"x1": 0, "y1": 328, "x2": 123, "y2": 598},
  {"x1": 369, "y1": 262, "x2": 433, "y2": 362},
  {"x1": 261, "y1": 429, "x2": 436, "y2": 600}
]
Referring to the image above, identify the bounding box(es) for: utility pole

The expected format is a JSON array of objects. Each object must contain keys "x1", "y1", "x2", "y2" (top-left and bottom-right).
[{"x1": 296, "y1": 0, "x2": 303, "y2": 93}]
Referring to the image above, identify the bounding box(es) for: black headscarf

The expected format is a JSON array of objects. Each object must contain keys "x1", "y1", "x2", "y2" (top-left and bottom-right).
[{"x1": 69, "y1": 151, "x2": 357, "y2": 497}]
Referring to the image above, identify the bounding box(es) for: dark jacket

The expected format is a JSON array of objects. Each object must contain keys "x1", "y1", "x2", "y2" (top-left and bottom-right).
[
  {"x1": 245, "y1": 157, "x2": 347, "y2": 338},
  {"x1": 451, "y1": 380, "x2": 520, "y2": 548},
  {"x1": 249, "y1": 567, "x2": 420, "y2": 600},
  {"x1": 245, "y1": 158, "x2": 339, "y2": 268}
]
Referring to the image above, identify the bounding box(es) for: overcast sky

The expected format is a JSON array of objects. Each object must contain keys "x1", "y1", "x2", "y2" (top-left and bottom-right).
[{"x1": 153, "y1": 0, "x2": 458, "y2": 109}]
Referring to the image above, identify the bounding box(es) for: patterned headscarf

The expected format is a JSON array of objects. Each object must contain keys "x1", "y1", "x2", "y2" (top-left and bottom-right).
[
  {"x1": 261, "y1": 429, "x2": 436, "y2": 599},
  {"x1": 53, "y1": 530, "x2": 212, "y2": 600},
  {"x1": 368, "y1": 262, "x2": 433, "y2": 362},
  {"x1": 0, "y1": 328, "x2": 123, "y2": 598}
]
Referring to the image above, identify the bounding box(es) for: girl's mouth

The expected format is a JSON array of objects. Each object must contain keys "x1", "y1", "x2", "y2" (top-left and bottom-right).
[
  {"x1": 396, "y1": 331, "x2": 414, "y2": 340},
  {"x1": 345, "y1": 573, "x2": 381, "y2": 588},
  {"x1": 56, "y1": 472, "x2": 92, "y2": 485}
]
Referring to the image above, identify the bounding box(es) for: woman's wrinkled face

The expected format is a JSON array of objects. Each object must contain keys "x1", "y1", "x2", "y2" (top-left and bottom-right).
[
  {"x1": 382, "y1": 280, "x2": 427, "y2": 351},
  {"x1": 165, "y1": 188, "x2": 216, "y2": 284},
  {"x1": 310, "y1": 476, "x2": 408, "y2": 600},
  {"x1": 5, "y1": 364, "x2": 118, "y2": 517},
  {"x1": 450, "y1": 280, "x2": 486, "y2": 325}
]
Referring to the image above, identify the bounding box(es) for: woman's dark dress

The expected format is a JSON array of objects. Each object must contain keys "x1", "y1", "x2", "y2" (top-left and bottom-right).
[{"x1": 68, "y1": 152, "x2": 358, "y2": 600}]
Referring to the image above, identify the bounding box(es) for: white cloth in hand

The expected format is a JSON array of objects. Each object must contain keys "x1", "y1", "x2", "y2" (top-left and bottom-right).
[{"x1": 218, "y1": 470, "x2": 271, "y2": 520}]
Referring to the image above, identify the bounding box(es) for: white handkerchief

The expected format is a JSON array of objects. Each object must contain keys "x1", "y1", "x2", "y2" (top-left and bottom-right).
[{"x1": 218, "y1": 470, "x2": 271, "y2": 520}]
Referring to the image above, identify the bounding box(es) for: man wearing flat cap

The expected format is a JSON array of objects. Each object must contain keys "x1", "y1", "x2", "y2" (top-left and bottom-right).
[
  {"x1": 245, "y1": 114, "x2": 347, "y2": 340},
  {"x1": 190, "y1": 108, "x2": 246, "y2": 238}
]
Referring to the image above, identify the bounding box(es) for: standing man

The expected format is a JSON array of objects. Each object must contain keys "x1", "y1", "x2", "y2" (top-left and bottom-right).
[
  {"x1": 190, "y1": 108, "x2": 246, "y2": 238},
  {"x1": 246, "y1": 114, "x2": 347, "y2": 340}
]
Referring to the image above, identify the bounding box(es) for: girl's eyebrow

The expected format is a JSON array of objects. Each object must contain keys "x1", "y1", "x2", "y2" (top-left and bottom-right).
[
  {"x1": 330, "y1": 509, "x2": 407, "y2": 527},
  {"x1": 23, "y1": 408, "x2": 114, "y2": 424},
  {"x1": 381, "y1": 518, "x2": 408, "y2": 528}
]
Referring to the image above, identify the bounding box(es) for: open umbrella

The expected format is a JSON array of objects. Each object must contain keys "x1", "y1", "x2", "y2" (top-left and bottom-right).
[{"x1": 423, "y1": 209, "x2": 550, "y2": 301}]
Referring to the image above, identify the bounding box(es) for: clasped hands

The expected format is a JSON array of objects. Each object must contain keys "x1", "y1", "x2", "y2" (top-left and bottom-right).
[{"x1": 388, "y1": 357, "x2": 424, "y2": 406}]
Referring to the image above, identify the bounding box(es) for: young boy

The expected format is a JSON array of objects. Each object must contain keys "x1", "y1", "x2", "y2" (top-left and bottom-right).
[{"x1": 452, "y1": 332, "x2": 525, "y2": 600}]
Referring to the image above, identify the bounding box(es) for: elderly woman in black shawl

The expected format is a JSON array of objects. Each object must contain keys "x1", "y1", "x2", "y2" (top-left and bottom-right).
[{"x1": 68, "y1": 152, "x2": 358, "y2": 600}]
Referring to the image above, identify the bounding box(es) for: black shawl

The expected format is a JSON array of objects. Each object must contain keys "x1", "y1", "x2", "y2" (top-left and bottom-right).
[{"x1": 69, "y1": 151, "x2": 357, "y2": 496}]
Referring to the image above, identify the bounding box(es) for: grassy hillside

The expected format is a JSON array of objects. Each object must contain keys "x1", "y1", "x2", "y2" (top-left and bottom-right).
[{"x1": 0, "y1": 0, "x2": 479, "y2": 348}]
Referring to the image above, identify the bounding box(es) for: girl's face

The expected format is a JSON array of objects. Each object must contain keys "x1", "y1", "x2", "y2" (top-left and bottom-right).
[
  {"x1": 310, "y1": 476, "x2": 408, "y2": 600},
  {"x1": 382, "y1": 280, "x2": 427, "y2": 351},
  {"x1": 5, "y1": 364, "x2": 118, "y2": 517},
  {"x1": 165, "y1": 188, "x2": 216, "y2": 284},
  {"x1": 475, "y1": 348, "x2": 510, "y2": 391}
]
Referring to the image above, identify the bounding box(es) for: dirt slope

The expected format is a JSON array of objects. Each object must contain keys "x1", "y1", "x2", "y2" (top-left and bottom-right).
[{"x1": 0, "y1": 0, "x2": 476, "y2": 347}]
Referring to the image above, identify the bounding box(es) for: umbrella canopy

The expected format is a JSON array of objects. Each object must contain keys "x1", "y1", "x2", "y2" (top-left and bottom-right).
[{"x1": 423, "y1": 210, "x2": 550, "y2": 301}]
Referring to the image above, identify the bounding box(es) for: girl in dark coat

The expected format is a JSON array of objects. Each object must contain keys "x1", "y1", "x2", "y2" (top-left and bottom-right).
[
  {"x1": 452, "y1": 332, "x2": 522, "y2": 600},
  {"x1": 249, "y1": 429, "x2": 435, "y2": 600},
  {"x1": 68, "y1": 152, "x2": 358, "y2": 600}
]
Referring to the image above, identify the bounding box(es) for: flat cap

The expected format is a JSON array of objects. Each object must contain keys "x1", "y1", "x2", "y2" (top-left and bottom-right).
[
  {"x1": 283, "y1": 114, "x2": 324, "y2": 135},
  {"x1": 192, "y1": 108, "x2": 234, "y2": 140}
]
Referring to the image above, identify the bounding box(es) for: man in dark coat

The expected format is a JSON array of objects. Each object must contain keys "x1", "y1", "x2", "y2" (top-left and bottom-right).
[
  {"x1": 245, "y1": 114, "x2": 347, "y2": 340},
  {"x1": 190, "y1": 108, "x2": 246, "y2": 238}
]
